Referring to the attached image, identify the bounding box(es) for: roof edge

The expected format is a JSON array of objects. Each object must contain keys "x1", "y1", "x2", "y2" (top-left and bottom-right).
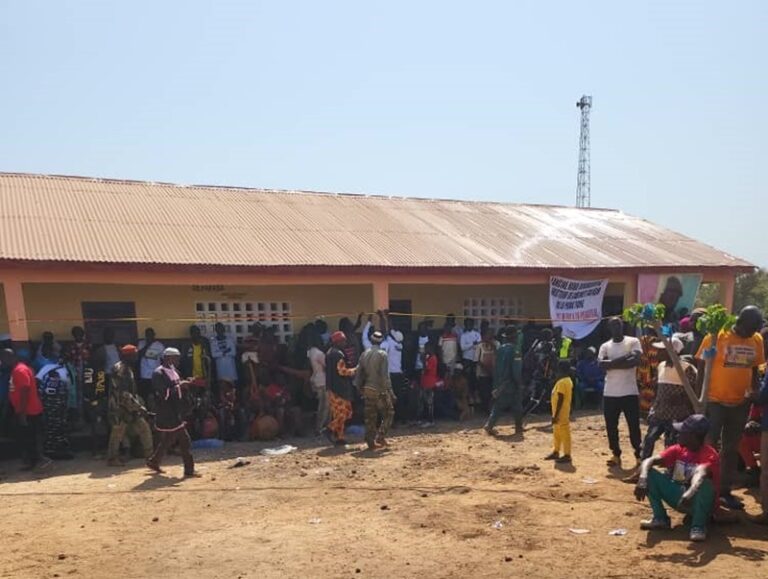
[
  {"x1": 0, "y1": 259, "x2": 756, "y2": 277},
  {"x1": 0, "y1": 171, "x2": 620, "y2": 212}
]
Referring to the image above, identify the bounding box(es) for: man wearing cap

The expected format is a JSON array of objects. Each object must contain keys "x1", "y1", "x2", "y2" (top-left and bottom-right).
[
  {"x1": 696, "y1": 305, "x2": 765, "y2": 509},
  {"x1": 146, "y1": 347, "x2": 197, "y2": 477},
  {"x1": 484, "y1": 325, "x2": 524, "y2": 436},
  {"x1": 634, "y1": 415, "x2": 720, "y2": 542},
  {"x1": 355, "y1": 330, "x2": 395, "y2": 450},
  {"x1": 106, "y1": 345, "x2": 153, "y2": 466},
  {"x1": 325, "y1": 332, "x2": 356, "y2": 445}
]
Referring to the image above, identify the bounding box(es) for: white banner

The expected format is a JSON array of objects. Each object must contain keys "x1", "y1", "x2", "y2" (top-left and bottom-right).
[{"x1": 549, "y1": 276, "x2": 609, "y2": 339}]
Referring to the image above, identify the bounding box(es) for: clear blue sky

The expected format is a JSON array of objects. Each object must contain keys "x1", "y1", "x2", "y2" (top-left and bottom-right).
[{"x1": 1, "y1": 1, "x2": 765, "y2": 267}]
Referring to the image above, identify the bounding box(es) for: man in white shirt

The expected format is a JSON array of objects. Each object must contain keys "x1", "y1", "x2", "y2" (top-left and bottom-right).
[
  {"x1": 460, "y1": 318, "x2": 482, "y2": 402},
  {"x1": 414, "y1": 321, "x2": 430, "y2": 374},
  {"x1": 598, "y1": 317, "x2": 643, "y2": 468},
  {"x1": 98, "y1": 328, "x2": 120, "y2": 374},
  {"x1": 439, "y1": 321, "x2": 460, "y2": 377},
  {"x1": 383, "y1": 329, "x2": 407, "y2": 422},
  {"x1": 138, "y1": 327, "x2": 165, "y2": 403},
  {"x1": 210, "y1": 323, "x2": 238, "y2": 383}
]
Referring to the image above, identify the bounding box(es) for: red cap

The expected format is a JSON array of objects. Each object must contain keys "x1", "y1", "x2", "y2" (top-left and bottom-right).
[
  {"x1": 121, "y1": 344, "x2": 138, "y2": 354},
  {"x1": 330, "y1": 331, "x2": 346, "y2": 345}
]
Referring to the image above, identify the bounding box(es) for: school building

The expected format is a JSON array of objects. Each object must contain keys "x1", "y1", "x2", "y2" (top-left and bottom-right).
[{"x1": 0, "y1": 173, "x2": 754, "y2": 346}]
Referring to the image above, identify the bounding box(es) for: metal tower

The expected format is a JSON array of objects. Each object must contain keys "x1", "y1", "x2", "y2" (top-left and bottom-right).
[{"x1": 575, "y1": 95, "x2": 592, "y2": 208}]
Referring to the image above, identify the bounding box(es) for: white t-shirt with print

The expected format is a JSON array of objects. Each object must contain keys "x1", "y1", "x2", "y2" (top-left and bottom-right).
[
  {"x1": 460, "y1": 330, "x2": 482, "y2": 362},
  {"x1": 598, "y1": 337, "x2": 642, "y2": 398},
  {"x1": 307, "y1": 347, "x2": 326, "y2": 389},
  {"x1": 138, "y1": 339, "x2": 165, "y2": 380}
]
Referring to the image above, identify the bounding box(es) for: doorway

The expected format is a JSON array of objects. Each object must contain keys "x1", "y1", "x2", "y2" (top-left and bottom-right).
[{"x1": 81, "y1": 301, "x2": 139, "y2": 345}]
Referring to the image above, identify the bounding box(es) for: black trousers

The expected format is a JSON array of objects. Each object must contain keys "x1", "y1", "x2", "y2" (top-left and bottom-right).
[
  {"x1": 148, "y1": 428, "x2": 195, "y2": 476},
  {"x1": 18, "y1": 414, "x2": 45, "y2": 467},
  {"x1": 603, "y1": 395, "x2": 642, "y2": 459},
  {"x1": 462, "y1": 360, "x2": 477, "y2": 396},
  {"x1": 477, "y1": 376, "x2": 493, "y2": 413},
  {"x1": 640, "y1": 420, "x2": 677, "y2": 461},
  {"x1": 390, "y1": 373, "x2": 411, "y2": 422}
]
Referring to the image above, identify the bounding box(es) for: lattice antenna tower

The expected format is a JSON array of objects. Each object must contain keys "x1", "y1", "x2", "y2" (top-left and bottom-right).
[{"x1": 575, "y1": 95, "x2": 592, "y2": 208}]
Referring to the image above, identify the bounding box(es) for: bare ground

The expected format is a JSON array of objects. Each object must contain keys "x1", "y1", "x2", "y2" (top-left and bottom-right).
[{"x1": 1, "y1": 411, "x2": 767, "y2": 579}]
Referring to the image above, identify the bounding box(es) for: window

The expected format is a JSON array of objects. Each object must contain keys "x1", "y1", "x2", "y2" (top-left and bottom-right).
[
  {"x1": 195, "y1": 301, "x2": 293, "y2": 343},
  {"x1": 463, "y1": 297, "x2": 524, "y2": 329}
]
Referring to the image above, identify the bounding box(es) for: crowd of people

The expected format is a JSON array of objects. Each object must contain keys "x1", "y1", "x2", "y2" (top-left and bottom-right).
[{"x1": 1, "y1": 305, "x2": 767, "y2": 542}]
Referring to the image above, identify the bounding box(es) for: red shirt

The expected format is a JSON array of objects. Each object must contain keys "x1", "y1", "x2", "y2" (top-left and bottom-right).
[
  {"x1": 9, "y1": 363, "x2": 44, "y2": 416},
  {"x1": 660, "y1": 443, "x2": 720, "y2": 508},
  {"x1": 265, "y1": 383, "x2": 287, "y2": 402},
  {"x1": 420, "y1": 355, "x2": 439, "y2": 390}
]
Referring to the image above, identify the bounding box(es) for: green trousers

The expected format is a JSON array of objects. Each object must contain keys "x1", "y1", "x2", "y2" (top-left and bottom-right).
[
  {"x1": 363, "y1": 389, "x2": 394, "y2": 445},
  {"x1": 647, "y1": 468, "x2": 715, "y2": 529},
  {"x1": 107, "y1": 417, "x2": 153, "y2": 460}
]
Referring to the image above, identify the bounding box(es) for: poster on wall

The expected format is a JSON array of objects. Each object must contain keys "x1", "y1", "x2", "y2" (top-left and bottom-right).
[
  {"x1": 549, "y1": 276, "x2": 609, "y2": 339},
  {"x1": 637, "y1": 273, "x2": 703, "y2": 324}
]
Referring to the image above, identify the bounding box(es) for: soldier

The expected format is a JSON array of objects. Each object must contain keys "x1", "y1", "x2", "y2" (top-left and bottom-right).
[
  {"x1": 484, "y1": 325, "x2": 525, "y2": 437},
  {"x1": 355, "y1": 331, "x2": 395, "y2": 450},
  {"x1": 36, "y1": 361, "x2": 74, "y2": 460},
  {"x1": 107, "y1": 345, "x2": 153, "y2": 467}
]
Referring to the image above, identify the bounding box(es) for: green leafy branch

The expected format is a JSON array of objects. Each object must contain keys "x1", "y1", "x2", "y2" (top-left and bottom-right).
[
  {"x1": 622, "y1": 303, "x2": 666, "y2": 329},
  {"x1": 695, "y1": 304, "x2": 736, "y2": 336}
]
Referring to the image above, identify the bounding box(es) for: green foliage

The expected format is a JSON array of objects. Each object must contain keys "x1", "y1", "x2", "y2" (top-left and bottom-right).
[
  {"x1": 622, "y1": 304, "x2": 643, "y2": 326},
  {"x1": 695, "y1": 304, "x2": 737, "y2": 336},
  {"x1": 695, "y1": 283, "x2": 720, "y2": 308},
  {"x1": 734, "y1": 269, "x2": 768, "y2": 314},
  {"x1": 694, "y1": 270, "x2": 767, "y2": 313},
  {"x1": 623, "y1": 303, "x2": 665, "y2": 328}
]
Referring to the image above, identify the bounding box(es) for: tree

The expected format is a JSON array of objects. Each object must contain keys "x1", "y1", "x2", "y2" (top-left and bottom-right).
[
  {"x1": 696, "y1": 283, "x2": 720, "y2": 309},
  {"x1": 695, "y1": 269, "x2": 768, "y2": 313},
  {"x1": 733, "y1": 268, "x2": 768, "y2": 313}
]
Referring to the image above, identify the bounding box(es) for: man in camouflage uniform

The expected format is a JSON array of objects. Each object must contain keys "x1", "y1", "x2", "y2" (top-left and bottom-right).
[
  {"x1": 107, "y1": 345, "x2": 153, "y2": 466},
  {"x1": 485, "y1": 325, "x2": 525, "y2": 437},
  {"x1": 355, "y1": 331, "x2": 395, "y2": 450}
]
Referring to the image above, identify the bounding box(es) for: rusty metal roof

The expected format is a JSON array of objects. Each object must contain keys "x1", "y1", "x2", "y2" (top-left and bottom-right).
[{"x1": 0, "y1": 172, "x2": 753, "y2": 271}]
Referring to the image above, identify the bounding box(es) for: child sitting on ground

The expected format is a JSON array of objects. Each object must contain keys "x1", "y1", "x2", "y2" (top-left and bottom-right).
[{"x1": 545, "y1": 360, "x2": 574, "y2": 464}]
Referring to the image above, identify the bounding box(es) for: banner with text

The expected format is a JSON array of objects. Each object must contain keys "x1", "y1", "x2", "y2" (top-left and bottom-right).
[{"x1": 549, "y1": 276, "x2": 609, "y2": 339}]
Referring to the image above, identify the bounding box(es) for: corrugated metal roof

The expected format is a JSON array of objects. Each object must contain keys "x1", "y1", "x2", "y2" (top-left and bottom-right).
[{"x1": 0, "y1": 172, "x2": 753, "y2": 270}]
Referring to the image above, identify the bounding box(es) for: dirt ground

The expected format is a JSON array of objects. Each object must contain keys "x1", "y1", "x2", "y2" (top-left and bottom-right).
[{"x1": 1, "y1": 411, "x2": 767, "y2": 579}]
